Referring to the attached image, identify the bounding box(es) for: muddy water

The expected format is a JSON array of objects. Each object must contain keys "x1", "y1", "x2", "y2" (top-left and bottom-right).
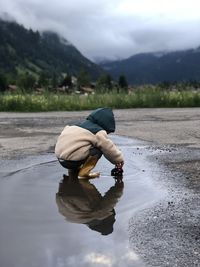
[{"x1": 0, "y1": 136, "x2": 166, "y2": 267}]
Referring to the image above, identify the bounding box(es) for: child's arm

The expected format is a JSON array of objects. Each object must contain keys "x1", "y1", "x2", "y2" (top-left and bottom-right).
[{"x1": 95, "y1": 130, "x2": 124, "y2": 164}]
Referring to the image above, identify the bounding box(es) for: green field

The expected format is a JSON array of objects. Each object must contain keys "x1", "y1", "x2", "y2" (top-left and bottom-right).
[{"x1": 0, "y1": 88, "x2": 200, "y2": 112}]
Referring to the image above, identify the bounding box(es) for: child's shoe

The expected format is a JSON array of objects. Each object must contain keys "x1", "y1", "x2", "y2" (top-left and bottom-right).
[
  {"x1": 79, "y1": 171, "x2": 100, "y2": 180},
  {"x1": 78, "y1": 155, "x2": 99, "y2": 179}
]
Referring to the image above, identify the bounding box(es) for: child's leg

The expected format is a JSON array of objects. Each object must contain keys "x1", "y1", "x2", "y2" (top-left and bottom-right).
[
  {"x1": 58, "y1": 158, "x2": 85, "y2": 169},
  {"x1": 58, "y1": 159, "x2": 84, "y2": 180},
  {"x1": 78, "y1": 148, "x2": 102, "y2": 179}
]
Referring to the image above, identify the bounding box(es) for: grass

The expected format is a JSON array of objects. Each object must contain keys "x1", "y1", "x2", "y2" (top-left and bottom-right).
[{"x1": 0, "y1": 88, "x2": 200, "y2": 112}]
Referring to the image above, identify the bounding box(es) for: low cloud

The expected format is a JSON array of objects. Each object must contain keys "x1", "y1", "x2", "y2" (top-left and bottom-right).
[{"x1": 1, "y1": 0, "x2": 200, "y2": 61}]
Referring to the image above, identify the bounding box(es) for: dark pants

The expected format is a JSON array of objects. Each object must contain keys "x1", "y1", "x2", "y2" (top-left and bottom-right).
[{"x1": 58, "y1": 147, "x2": 102, "y2": 170}]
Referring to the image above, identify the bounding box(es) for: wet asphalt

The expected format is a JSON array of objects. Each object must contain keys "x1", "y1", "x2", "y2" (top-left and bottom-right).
[{"x1": 0, "y1": 136, "x2": 199, "y2": 267}]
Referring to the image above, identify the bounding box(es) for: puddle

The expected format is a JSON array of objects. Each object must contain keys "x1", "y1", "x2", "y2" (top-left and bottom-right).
[{"x1": 0, "y1": 136, "x2": 166, "y2": 267}]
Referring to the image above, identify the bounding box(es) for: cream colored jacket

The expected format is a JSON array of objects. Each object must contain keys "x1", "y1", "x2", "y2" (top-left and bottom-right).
[{"x1": 55, "y1": 125, "x2": 123, "y2": 164}]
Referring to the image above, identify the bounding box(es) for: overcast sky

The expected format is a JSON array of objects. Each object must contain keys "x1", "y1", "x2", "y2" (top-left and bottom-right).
[{"x1": 1, "y1": 0, "x2": 200, "y2": 61}]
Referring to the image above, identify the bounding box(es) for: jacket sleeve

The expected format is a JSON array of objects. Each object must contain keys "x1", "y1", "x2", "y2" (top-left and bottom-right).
[{"x1": 95, "y1": 130, "x2": 124, "y2": 164}]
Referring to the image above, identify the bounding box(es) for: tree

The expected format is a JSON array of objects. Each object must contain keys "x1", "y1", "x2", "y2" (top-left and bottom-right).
[
  {"x1": 159, "y1": 81, "x2": 171, "y2": 90},
  {"x1": 118, "y1": 75, "x2": 128, "y2": 90},
  {"x1": 77, "y1": 69, "x2": 90, "y2": 87},
  {"x1": 51, "y1": 73, "x2": 59, "y2": 90},
  {"x1": 0, "y1": 73, "x2": 8, "y2": 92},
  {"x1": 17, "y1": 72, "x2": 36, "y2": 92},
  {"x1": 96, "y1": 74, "x2": 112, "y2": 91},
  {"x1": 60, "y1": 74, "x2": 72, "y2": 88},
  {"x1": 38, "y1": 71, "x2": 49, "y2": 88}
]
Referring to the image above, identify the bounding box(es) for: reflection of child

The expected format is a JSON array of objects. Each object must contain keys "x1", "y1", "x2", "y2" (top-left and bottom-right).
[
  {"x1": 55, "y1": 108, "x2": 124, "y2": 179},
  {"x1": 56, "y1": 175, "x2": 124, "y2": 235}
]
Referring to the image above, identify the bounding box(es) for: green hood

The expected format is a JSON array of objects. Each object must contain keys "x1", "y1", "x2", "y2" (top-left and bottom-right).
[{"x1": 77, "y1": 108, "x2": 115, "y2": 134}]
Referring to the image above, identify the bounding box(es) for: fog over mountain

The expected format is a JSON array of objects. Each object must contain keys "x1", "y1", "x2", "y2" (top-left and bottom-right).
[
  {"x1": 100, "y1": 48, "x2": 200, "y2": 84},
  {"x1": 1, "y1": 0, "x2": 200, "y2": 61},
  {"x1": 0, "y1": 19, "x2": 103, "y2": 79}
]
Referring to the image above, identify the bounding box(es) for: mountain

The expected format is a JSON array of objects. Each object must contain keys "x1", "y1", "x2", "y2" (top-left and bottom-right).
[
  {"x1": 100, "y1": 49, "x2": 200, "y2": 85},
  {"x1": 0, "y1": 19, "x2": 103, "y2": 80}
]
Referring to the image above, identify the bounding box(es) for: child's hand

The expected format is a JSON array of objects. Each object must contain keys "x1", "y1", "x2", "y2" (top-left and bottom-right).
[
  {"x1": 111, "y1": 162, "x2": 124, "y2": 177},
  {"x1": 116, "y1": 162, "x2": 124, "y2": 169}
]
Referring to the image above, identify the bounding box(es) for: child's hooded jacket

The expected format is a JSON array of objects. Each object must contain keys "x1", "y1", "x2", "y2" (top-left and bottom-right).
[{"x1": 55, "y1": 108, "x2": 123, "y2": 164}]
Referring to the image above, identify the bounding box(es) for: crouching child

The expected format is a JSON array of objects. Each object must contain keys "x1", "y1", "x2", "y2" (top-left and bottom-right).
[{"x1": 55, "y1": 107, "x2": 124, "y2": 179}]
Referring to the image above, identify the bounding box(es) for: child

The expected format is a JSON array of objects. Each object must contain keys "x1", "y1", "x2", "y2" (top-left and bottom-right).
[{"x1": 55, "y1": 107, "x2": 124, "y2": 179}]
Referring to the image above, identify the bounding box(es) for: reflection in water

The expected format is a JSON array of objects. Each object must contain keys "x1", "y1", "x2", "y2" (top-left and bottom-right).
[{"x1": 56, "y1": 175, "x2": 124, "y2": 235}]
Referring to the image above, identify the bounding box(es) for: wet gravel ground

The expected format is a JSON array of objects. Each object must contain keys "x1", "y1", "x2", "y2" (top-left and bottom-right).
[
  {"x1": 0, "y1": 108, "x2": 200, "y2": 267},
  {"x1": 129, "y1": 145, "x2": 200, "y2": 267}
]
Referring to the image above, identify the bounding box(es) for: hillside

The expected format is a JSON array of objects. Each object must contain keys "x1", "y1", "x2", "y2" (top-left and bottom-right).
[
  {"x1": 0, "y1": 19, "x2": 102, "y2": 80},
  {"x1": 100, "y1": 49, "x2": 200, "y2": 85}
]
